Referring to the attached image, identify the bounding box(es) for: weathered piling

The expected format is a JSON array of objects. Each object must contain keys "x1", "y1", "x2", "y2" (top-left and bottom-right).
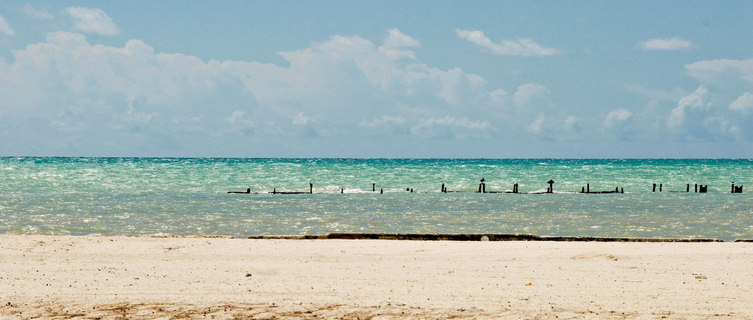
[
  {"x1": 546, "y1": 180, "x2": 554, "y2": 193},
  {"x1": 228, "y1": 187, "x2": 251, "y2": 194},
  {"x1": 513, "y1": 183, "x2": 519, "y2": 193},
  {"x1": 380, "y1": 188, "x2": 384, "y2": 194},
  {"x1": 309, "y1": 181, "x2": 313, "y2": 194},
  {"x1": 372, "y1": 183, "x2": 376, "y2": 192},
  {"x1": 699, "y1": 185, "x2": 708, "y2": 193}
]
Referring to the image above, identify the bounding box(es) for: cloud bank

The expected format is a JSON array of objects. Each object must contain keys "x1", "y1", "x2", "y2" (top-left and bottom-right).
[
  {"x1": 1, "y1": 6, "x2": 750, "y2": 157},
  {"x1": 0, "y1": 27, "x2": 578, "y2": 156}
]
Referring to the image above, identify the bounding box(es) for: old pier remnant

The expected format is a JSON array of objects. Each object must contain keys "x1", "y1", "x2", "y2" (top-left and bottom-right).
[{"x1": 478, "y1": 178, "x2": 486, "y2": 193}]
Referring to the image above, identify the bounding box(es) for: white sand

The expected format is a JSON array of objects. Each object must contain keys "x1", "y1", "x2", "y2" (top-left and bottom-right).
[{"x1": 1, "y1": 235, "x2": 752, "y2": 319}]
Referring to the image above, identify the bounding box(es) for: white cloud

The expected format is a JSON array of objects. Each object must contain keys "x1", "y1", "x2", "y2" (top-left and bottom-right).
[
  {"x1": 1, "y1": 30, "x2": 533, "y2": 155},
  {"x1": 605, "y1": 109, "x2": 632, "y2": 128},
  {"x1": 663, "y1": 58, "x2": 753, "y2": 141},
  {"x1": 513, "y1": 83, "x2": 549, "y2": 108},
  {"x1": 685, "y1": 59, "x2": 753, "y2": 87},
  {"x1": 730, "y1": 92, "x2": 753, "y2": 112},
  {"x1": 0, "y1": 16, "x2": 15, "y2": 36},
  {"x1": 379, "y1": 28, "x2": 420, "y2": 60},
  {"x1": 638, "y1": 37, "x2": 694, "y2": 51},
  {"x1": 383, "y1": 28, "x2": 419, "y2": 48},
  {"x1": 65, "y1": 7, "x2": 118, "y2": 36},
  {"x1": 456, "y1": 29, "x2": 562, "y2": 57},
  {"x1": 23, "y1": 5, "x2": 54, "y2": 20},
  {"x1": 668, "y1": 86, "x2": 709, "y2": 129}
]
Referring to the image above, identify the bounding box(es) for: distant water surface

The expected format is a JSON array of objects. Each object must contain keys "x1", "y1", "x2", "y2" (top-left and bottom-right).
[{"x1": 1, "y1": 158, "x2": 752, "y2": 240}]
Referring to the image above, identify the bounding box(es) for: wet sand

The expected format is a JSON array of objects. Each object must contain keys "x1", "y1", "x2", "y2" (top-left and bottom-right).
[{"x1": 1, "y1": 235, "x2": 752, "y2": 319}]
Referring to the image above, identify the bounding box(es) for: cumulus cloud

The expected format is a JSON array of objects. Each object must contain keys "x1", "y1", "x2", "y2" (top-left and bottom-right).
[
  {"x1": 513, "y1": 83, "x2": 550, "y2": 109},
  {"x1": 730, "y1": 92, "x2": 753, "y2": 112},
  {"x1": 65, "y1": 7, "x2": 118, "y2": 36},
  {"x1": 659, "y1": 58, "x2": 753, "y2": 142},
  {"x1": 668, "y1": 86, "x2": 710, "y2": 129},
  {"x1": 605, "y1": 109, "x2": 632, "y2": 127},
  {"x1": 3, "y1": 29, "x2": 545, "y2": 156},
  {"x1": 638, "y1": 37, "x2": 694, "y2": 51},
  {"x1": 685, "y1": 58, "x2": 753, "y2": 87},
  {"x1": 456, "y1": 29, "x2": 562, "y2": 57},
  {"x1": 379, "y1": 28, "x2": 419, "y2": 59},
  {"x1": 0, "y1": 16, "x2": 15, "y2": 36},
  {"x1": 383, "y1": 28, "x2": 419, "y2": 48}
]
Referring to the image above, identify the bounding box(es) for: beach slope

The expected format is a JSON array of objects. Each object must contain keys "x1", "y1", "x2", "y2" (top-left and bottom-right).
[{"x1": 1, "y1": 235, "x2": 752, "y2": 319}]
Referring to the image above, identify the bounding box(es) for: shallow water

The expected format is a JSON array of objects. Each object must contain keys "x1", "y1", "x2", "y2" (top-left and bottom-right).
[{"x1": 1, "y1": 158, "x2": 752, "y2": 240}]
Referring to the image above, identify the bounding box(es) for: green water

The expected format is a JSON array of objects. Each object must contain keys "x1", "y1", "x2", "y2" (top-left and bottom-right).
[{"x1": 1, "y1": 158, "x2": 752, "y2": 240}]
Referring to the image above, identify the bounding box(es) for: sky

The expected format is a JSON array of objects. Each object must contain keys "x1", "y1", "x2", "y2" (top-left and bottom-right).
[{"x1": 1, "y1": 1, "x2": 752, "y2": 158}]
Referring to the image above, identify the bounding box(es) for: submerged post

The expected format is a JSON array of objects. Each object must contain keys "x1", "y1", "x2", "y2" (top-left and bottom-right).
[
  {"x1": 309, "y1": 181, "x2": 313, "y2": 194},
  {"x1": 660, "y1": 184, "x2": 663, "y2": 192},
  {"x1": 687, "y1": 184, "x2": 690, "y2": 193},
  {"x1": 587, "y1": 183, "x2": 590, "y2": 193},
  {"x1": 653, "y1": 183, "x2": 656, "y2": 192},
  {"x1": 372, "y1": 183, "x2": 376, "y2": 192},
  {"x1": 695, "y1": 184, "x2": 698, "y2": 193},
  {"x1": 380, "y1": 188, "x2": 384, "y2": 194}
]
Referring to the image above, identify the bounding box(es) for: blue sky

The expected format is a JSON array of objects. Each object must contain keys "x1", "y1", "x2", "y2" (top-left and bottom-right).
[{"x1": 1, "y1": 1, "x2": 752, "y2": 157}]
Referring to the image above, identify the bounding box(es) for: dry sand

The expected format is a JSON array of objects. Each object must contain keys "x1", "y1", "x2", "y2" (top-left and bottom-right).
[{"x1": 1, "y1": 235, "x2": 752, "y2": 319}]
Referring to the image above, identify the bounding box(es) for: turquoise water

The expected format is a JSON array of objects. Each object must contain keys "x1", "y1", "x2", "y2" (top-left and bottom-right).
[{"x1": 1, "y1": 158, "x2": 752, "y2": 240}]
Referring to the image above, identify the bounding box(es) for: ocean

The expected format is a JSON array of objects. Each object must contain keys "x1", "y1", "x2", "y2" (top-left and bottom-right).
[{"x1": 1, "y1": 158, "x2": 752, "y2": 241}]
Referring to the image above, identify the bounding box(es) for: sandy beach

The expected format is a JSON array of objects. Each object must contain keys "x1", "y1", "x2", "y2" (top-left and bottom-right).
[{"x1": 1, "y1": 235, "x2": 752, "y2": 319}]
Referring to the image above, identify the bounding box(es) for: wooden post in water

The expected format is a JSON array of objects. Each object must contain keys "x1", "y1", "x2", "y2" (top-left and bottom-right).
[
  {"x1": 686, "y1": 184, "x2": 690, "y2": 192},
  {"x1": 372, "y1": 183, "x2": 376, "y2": 192},
  {"x1": 652, "y1": 183, "x2": 656, "y2": 192},
  {"x1": 547, "y1": 180, "x2": 554, "y2": 193},
  {"x1": 587, "y1": 183, "x2": 590, "y2": 193},
  {"x1": 309, "y1": 181, "x2": 313, "y2": 194},
  {"x1": 732, "y1": 182, "x2": 735, "y2": 193},
  {"x1": 380, "y1": 188, "x2": 384, "y2": 194},
  {"x1": 660, "y1": 184, "x2": 663, "y2": 192},
  {"x1": 695, "y1": 184, "x2": 698, "y2": 193},
  {"x1": 478, "y1": 178, "x2": 486, "y2": 193}
]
